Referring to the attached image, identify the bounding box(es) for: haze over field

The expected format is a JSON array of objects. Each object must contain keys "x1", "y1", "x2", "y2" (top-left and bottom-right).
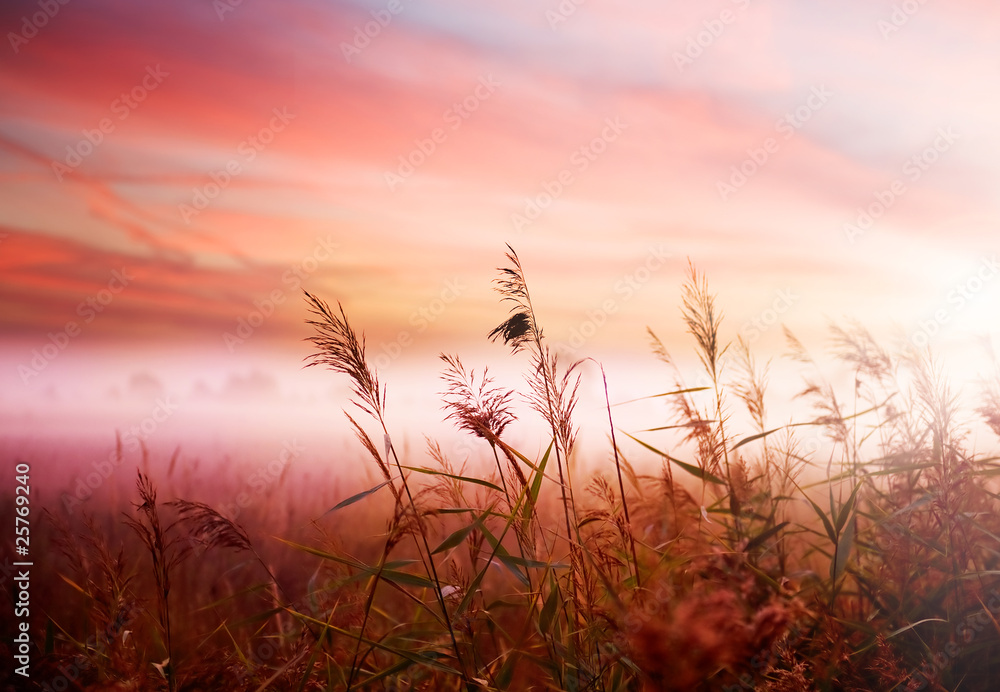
[{"x1": 1, "y1": 0, "x2": 999, "y2": 463}]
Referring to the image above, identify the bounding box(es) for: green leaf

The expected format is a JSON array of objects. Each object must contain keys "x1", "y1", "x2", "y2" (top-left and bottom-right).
[
  {"x1": 399, "y1": 465, "x2": 505, "y2": 494},
  {"x1": 832, "y1": 513, "x2": 856, "y2": 583},
  {"x1": 785, "y1": 475, "x2": 837, "y2": 545},
  {"x1": 501, "y1": 442, "x2": 545, "y2": 474},
  {"x1": 289, "y1": 609, "x2": 462, "y2": 676},
  {"x1": 809, "y1": 493, "x2": 839, "y2": 544},
  {"x1": 432, "y1": 513, "x2": 485, "y2": 555},
  {"x1": 276, "y1": 539, "x2": 436, "y2": 589},
  {"x1": 324, "y1": 479, "x2": 392, "y2": 514},
  {"x1": 639, "y1": 421, "x2": 716, "y2": 432},
  {"x1": 621, "y1": 431, "x2": 726, "y2": 485},
  {"x1": 522, "y1": 440, "x2": 553, "y2": 532},
  {"x1": 495, "y1": 553, "x2": 567, "y2": 570},
  {"x1": 614, "y1": 387, "x2": 710, "y2": 406},
  {"x1": 669, "y1": 455, "x2": 726, "y2": 485},
  {"x1": 886, "y1": 618, "x2": 948, "y2": 639},
  {"x1": 744, "y1": 521, "x2": 789, "y2": 553},
  {"x1": 297, "y1": 641, "x2": 326, "y2": 692},
  {"x1": 835, "y1": 481, "x2": 864, "y2": 536},
  {"x1": 354, "y1": 657, "x2": 417, "y2": 688},
  {"x1": 478, "y1": 525, "x2": 529, "y2": 587},
  {"x1": 539, "y1": 581, "x2": 561, "y2": 635},
  {"x1": 732, "y1": 427, "x2": 783, "y2": 451},
  {"x1": 454, "y1": 488, "x2": 532, "y2": 619},
  {"x1": 790, "y1": 400, "x2": 889, "y2": 429},
  {"x1": 495, "y1": 651, "x2": 519, "y2": 689}
]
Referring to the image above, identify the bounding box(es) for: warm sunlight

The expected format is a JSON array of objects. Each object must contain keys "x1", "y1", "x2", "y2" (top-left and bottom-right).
[{"x1": 2, "y1": 1, "x2": 1000, "y2": 690}]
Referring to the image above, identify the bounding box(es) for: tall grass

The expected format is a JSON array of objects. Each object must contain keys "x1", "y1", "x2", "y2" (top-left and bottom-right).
[{"x1": 31, "y1": 247, "x2": 1000, "y2": 691}]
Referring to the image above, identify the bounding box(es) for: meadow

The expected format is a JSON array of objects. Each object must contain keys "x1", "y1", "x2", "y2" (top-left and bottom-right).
[{"x1": 7, "y1": 246, "x2": 1000, "y2": 691}]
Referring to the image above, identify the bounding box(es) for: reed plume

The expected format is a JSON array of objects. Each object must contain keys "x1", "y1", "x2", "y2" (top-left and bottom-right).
[
  {"x1": 123, "y1": 471, "x2": 189, "y2": 691},
  {"x1": 301, "y1": 290, "x2": 469, "y2": 687},
  {"x1": 488, "y1": 245, "x2": 581, "y2": 547}
]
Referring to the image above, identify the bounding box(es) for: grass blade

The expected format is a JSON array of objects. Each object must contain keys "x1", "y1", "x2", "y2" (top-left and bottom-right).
[
  {"x1": 325, "y1": 479, "x2": 393, "y2": 514},
  {"x1": 621, "y1": 430, "x2": 726, "y2": 485}
]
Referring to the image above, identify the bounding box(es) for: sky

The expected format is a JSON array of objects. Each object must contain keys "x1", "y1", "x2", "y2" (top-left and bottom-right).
[{"x1": 1, "y1": 0, "x2": 1000, "y2": 479}]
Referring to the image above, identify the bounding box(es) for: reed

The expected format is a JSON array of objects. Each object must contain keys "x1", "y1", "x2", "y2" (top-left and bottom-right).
[{"x1": 33, "y1": 248, "x2": 1000, "y2": 690}]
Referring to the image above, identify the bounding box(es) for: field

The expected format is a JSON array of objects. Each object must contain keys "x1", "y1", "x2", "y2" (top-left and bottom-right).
[{"x1": 5, "y1": 248, "x2": 1000, "y2": 691}]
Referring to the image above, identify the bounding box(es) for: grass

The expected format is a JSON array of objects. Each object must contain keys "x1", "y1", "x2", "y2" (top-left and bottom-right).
[{"x1": 15, "y1": 245, "x2": 1000, "y2": 690}]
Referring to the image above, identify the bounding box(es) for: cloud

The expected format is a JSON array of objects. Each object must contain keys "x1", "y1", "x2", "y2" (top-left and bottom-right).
[{"x1": 0, "y1": 228, "x2": 322, "y2": 342}]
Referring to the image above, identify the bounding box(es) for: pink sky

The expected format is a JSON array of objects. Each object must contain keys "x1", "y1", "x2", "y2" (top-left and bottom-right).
[{"x1": 2, "y1": 0, "x2": 1000, "y2": 464}]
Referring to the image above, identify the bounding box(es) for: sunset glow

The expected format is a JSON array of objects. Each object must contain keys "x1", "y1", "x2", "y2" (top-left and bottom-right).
[
  {"x1": 1, "y1": 1, "x2": 998, "y2": 469},
  {"x1": 5, "y1": 3, "x2": 1000, "y2": 689}
]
